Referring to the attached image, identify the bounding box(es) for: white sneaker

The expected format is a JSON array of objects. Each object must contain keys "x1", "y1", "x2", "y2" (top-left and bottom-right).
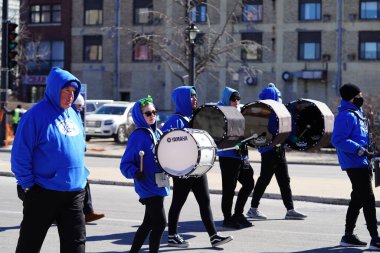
[
  {"x1": 285, "y1": 209, "x2": 307, "y2": 220},
  {"x1": 246, "y1": 207, "x2": 267, "y2": 220}
]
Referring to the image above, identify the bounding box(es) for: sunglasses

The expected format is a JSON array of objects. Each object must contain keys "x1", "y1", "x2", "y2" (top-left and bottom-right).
[
  {"x1": 230, "y1": 96, "x2": 241, "y2": 102},
  {"x1": 143, "y1": 110, "x2": 157, "y2": 117}
]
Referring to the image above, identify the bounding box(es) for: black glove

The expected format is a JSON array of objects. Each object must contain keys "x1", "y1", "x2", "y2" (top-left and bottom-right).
[{"x1": 134, "y1": 170, "x2": 146, "y2": 182}]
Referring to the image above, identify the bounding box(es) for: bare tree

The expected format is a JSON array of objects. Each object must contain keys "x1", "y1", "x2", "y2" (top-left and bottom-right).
[{"x1": 123, "y1": 0, "x2": 263, "y2": 86}]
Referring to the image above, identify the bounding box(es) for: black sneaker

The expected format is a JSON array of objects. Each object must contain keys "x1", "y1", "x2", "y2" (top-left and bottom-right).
[
  {"x1": 168, "y1": 234, "x2": 190, "y2": 248},
  {"x1": 210, "y1": 233, "x2": 233, "y2": 247},
  {"x1": 339, "y1": 234, "x2": 367, "y2": 247},
  {"x1": 222, "y1": 217, "x2": 242, "y2": 229},
  {"x1": 369, "y1": 236, "x2": 380, "y2": 251},
  {"x1": 232, "y1": 214, "x2": 253, "y2": 228}
]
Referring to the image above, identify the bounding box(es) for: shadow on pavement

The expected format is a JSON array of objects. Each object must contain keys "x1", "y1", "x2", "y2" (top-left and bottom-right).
[
  {"x1": 291, "y1": 245, "x2": 367, "y2": 252},
  {"x1": 0, "y1": 225, "x2": 20, "y2": 232}
]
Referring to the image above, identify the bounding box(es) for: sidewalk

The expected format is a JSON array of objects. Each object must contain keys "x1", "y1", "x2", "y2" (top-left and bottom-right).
[{"x1": 2, "y1": 141, "x2": 380, "y2": 207}]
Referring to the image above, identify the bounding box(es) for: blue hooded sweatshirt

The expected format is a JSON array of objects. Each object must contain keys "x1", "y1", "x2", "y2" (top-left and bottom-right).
[
  {"x1": 258, "y1": 85, "x2": 282, "y2": 154},
  {"x1": 11, "y1": 67, "x2": 88, "y2": 191},
  {"x1": 161, "y1": 86, "x2": 195, "y2": 131},
  {"x1": 216, "y1": 87, "x2": 246, "y2": 160},
  {"x1": 331, "y1": 100, "x2": 369, "y2": 170},
  {"x1": 120, "y1": 100, "x2": 170, "y2": 199}
]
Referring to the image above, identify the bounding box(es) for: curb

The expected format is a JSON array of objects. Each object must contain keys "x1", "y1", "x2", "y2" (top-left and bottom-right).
[{"x1": 2, "y1": 171, "x2": 378, "y2": 207}]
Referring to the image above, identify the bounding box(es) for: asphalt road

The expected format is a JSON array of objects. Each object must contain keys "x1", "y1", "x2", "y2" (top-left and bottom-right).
[{"x1": 1, "y1": 176, "x2": 379, "y2": 253}]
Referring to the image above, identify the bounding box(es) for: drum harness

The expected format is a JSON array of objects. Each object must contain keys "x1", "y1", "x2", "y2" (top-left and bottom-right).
[
  {"x1": 134, "y1": 127, "x2": 169, "y2": 185},
  {"x1": 345, "y1": 109, "x2": 379, "y2": 174}
]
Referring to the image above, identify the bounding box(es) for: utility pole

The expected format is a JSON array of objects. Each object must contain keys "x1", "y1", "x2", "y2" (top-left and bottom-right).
[{"x1": 0, "y1": 0, "x2": 9, "y2": 147}]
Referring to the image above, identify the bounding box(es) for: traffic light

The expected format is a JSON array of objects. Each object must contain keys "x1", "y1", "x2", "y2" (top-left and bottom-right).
[{"x1": 7, "y1": 22, "x2": 18, "y2": 69}]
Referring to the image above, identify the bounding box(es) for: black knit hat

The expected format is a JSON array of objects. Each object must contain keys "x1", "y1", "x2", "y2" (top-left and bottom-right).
[{"x1": 339, "y1": 83, "x2": 361, "y2": 101}]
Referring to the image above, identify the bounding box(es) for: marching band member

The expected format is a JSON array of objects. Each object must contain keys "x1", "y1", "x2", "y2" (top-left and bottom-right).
[
  {"x1": 162, "y1": 86, "x2": 233, "y2": 248},
  {"x1": 247, "y1": 83, "x2": 307, "y2": 220},
  {"x1": 217, "y1": 87, "x2": 255, "y2": 229},
  {"x1": 120, "y1": 96, "x2": 170, "y2": 253},
  {"x1": 332, "y1": 83, "x2": 380, "y2": 250}
]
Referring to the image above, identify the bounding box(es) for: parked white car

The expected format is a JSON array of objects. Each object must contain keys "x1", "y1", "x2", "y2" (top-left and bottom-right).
[
  {"x1": 85, "y1": 99, "x2": 114, "y2": 114},
  {"x1": 85, "y1": 102, "x2": 135, "y2": 143}
]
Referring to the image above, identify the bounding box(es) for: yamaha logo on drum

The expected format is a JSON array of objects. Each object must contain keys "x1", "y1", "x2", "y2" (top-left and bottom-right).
[{"x1": 167, "y1": 136, "x2": 188, "y2": 143}]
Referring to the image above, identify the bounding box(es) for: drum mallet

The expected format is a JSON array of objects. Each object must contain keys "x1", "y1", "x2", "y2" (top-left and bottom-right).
[
  {"x1": 298, "y1": 124, "x2": 311, "y2": 139},
  {"x1": 139, "y1": 151, "x2": 145, "y2": 172}
]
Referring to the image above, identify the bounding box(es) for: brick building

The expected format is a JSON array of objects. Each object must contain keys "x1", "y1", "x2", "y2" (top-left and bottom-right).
[{"x1": 19, "y1": 0, "x2": 380, "y2": 112}]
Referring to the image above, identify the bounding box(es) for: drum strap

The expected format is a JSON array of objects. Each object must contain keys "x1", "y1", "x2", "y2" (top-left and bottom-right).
[
  {"x1": 345, "y1": 109, "x2": 376, "y2": 153},
  {"x1": 135, "y1": 127, "x2": 162, "y2": 145},
  {"x1": 176, "y1": 113, "x2": 190, "y2": 123}
]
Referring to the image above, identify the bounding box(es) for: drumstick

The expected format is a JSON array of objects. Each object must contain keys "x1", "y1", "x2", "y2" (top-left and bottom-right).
[
  {"x1": 217, "y1": 133, "x2": 266, "y2": 152},
  {"x1": 298, "y1": 124, "x2": 311, "y2": 139},
  {"x1": 139, "y1": 151, "x2": 145, "y2": 172}
]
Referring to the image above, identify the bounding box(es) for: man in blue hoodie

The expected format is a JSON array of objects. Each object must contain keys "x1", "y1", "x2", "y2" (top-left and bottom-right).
[
  {"x1": 162, "y1": 86, "x2": 233, "y2": 248},
  {"x1": 11, "y1": 67, "x2": 88, "y2": 253},
  {"x1": 332, "y1": 83, "x2": 380, "y2": 250},
  {"x1": 217, "y1": 87, "x2": 255, "y2": 229},
  {"x1": 246, "y1": 83, "x2": 307, "y2": 220}
]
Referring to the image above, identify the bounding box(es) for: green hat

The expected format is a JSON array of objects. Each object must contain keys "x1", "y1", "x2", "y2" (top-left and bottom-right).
[{"x1": 190, "y1": 88, "x2": 196, "y2": 96}]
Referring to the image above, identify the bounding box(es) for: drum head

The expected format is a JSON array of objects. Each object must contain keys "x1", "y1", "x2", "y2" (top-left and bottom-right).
[
  {"x1": 190, "y1": 105, "x2": 245, "y2": 149},
  {"x1": 156, "y1": 129, "x2": 198, "y2": 177},
  {"x1": 285, "y1": 99, "x2": 334, "y2": 151},
  {"x1": 241, "y1": 100, "x2": 291, "y2": 148}
]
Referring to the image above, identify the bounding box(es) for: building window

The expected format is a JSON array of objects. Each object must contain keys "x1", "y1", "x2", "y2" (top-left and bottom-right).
[
  {"x1": 298, "y1": 32, "x2": 321, "y2": 60},
  {"x1": 242, "y1": 0, "x2": 263, "y2": 22},
  {"x1": 84, "y1": 0, "x2": 103, "y2": 25},
  {"x1": 360, "y1": 0, "x2": 380, "y2": 20},
  {"x1": 30, "y1": 4, "x2": 61, "y2": 24},
  {"x1": 299, "y1": 0, "x2": 321, "y2": 21},
  {"x1": 359, "y1": 31, "x2": 380, "y2": 60},
  {"x1": 83, "y1": 36, "x2": 103, "y2": 62},
  {"x1": 25, "y1": 41, "x2": 64, "y2": 74},
  {"x1": 133, "y1": 0, "x2": 153, "y2": 25},
  {"x1": 241, "y1": 32, "x2": 262, "y2": 61},
  {"x1": 190, "y1": 0, "x2": 207, "y2": 23},
  {"x1": 133, "y1": 35, "x2": 153, "y2": 62}
]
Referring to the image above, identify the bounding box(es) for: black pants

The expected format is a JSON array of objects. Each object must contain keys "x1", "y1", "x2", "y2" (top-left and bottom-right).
[
  {"x1": 130, "y1": 196, "x2": 166, "y2": 253},
  {"x1": 250, "y1": 148, "x2": 294, "y2": 210},
  {"x1": 345, "y1": 168, "x2": 378, "y2": 237},
  {"x1": 16, "y1": 185, "x2": 86, "y2": 253},
  {"x1": 83, "y1": 182, "x2": 94, "y2": 214},
  {"x1": 219, "y1": 157, "x2": 255, "y2": 219},
  {"x1": 168, "y1": 175, "x2": 217, "y2": 236}
]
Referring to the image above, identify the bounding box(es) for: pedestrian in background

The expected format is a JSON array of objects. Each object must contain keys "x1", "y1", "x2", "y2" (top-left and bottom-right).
[
  {"x1": 2, "y1": 104, "x2": 26, "y2": 135},
  {"x1": 120, "y1": 95, "x2": 170, "y2": 253},
  {"x1": 162, "y1": 86, "x2": 233, "y2": 248},
  {"x1": 247, "y1": 83, "x2": 307, "y2": 220},
  {"x1": 11, "y1": 67, "x2": 88, "y2": 253},
  {"x1": 332, "y1": 83, "x2": 380, "y2": 250},
  {"x1": 217, "y1": 87, "x2": 255, "y2": 229},
  {"x1": 73, "y1": 94, "x2": 105, "y2": 223}
]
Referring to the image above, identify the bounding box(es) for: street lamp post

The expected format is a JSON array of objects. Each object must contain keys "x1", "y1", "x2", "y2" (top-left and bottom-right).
[{"x1": 186, "y1": 23, "x2": 200, "y2": 87}]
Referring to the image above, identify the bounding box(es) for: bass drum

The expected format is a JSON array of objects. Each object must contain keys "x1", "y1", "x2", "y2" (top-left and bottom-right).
[
  {"x1": 156, "y1": 129, "x2": 216, "y2": 178},
  {"x1": 241, "y1": 100, "x2": 291, "y2": 148},
  {"x1": 285, "y1": 99, "x2": 334, "y2": 151},
  {"x1": 190, "y1": 105, "x2": 245, "y2": 149}
]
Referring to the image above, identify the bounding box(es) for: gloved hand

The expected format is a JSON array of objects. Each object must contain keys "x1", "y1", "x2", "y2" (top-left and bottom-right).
[
  {"x1": 134, "y1": 170, "x2": 146, "y2": 182},
  {"x1": 357, "y1": 146, "x2": 370, "y2": 157}
]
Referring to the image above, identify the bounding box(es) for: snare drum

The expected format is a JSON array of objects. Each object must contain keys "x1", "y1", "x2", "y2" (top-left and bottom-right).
[
  {"x1": 156, "y1": 129, "x2": 217, "y2": 178},
  {"x1": 190, "y1": 105, "x2": 245, "y2": 149},
  {"x1": 241, "y1": 100, "x2": 291, "y2": 148}
]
